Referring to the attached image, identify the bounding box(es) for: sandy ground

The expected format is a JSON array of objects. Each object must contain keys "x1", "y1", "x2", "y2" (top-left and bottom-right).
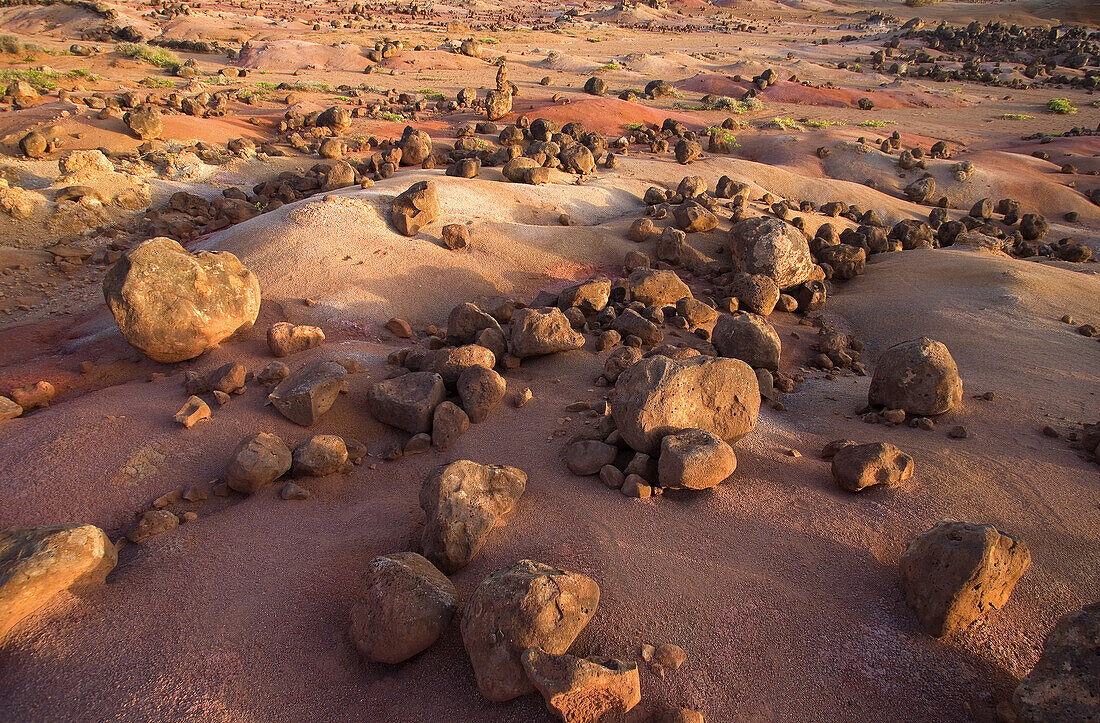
[{"x1": 0, "y1": 0, "x2": 1098, "y2": 720}]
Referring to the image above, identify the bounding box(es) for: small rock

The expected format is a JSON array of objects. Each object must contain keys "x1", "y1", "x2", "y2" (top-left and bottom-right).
[
  {"x1": 831, "y1": 442, "x2": 914, "y2": 492},
  {"x1": 280, "y1": 482, "x2": 311, "y2": 500},
  {"x1": 292, "y1": 434, "x2": 348, "y2": 476},
  {"x1": 521, "y1": 648, "x2": 641, "y2": 722},
  {"x1": 128, "y1": 510, "x2": 179, "y2": 543},
  {"x1": 269, "y1": 360, "x2": 347, "y2": 426},
  {"x1": 267, "y1": 322, "x2": 325, "y2": 357},
  {"x1": 173, "y1": 395, "x2": 211, "y2": 428},
  {"x1": 224, "y1": 431, "x2": 292, "y2": 494}
]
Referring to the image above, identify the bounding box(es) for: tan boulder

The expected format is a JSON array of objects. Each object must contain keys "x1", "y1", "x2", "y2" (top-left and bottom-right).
[
  {"x1": 461, "y1": 560, "x2": 600, "y2": 701},
  {"x1": 900, "y1": 520, "x2": 1030, "y2": 637},
  {"x1": 419, "y1": 460, "x2": 526, "y2": 573},
  {"x1": 103, "y1": 237, "x2": 260, "y2": 363},
  {"x1": 349, "y1": 552, "x2": 458, "y2": 664},
  {"x1": 224, "y1": 431, "x2": 292, "y2": 494},
  {"x1": 0, "y1": 523, "x2": 117, "y2": 639},
  {"x1": 521, "y1": 648, "x2": 641, "y2": 722}
]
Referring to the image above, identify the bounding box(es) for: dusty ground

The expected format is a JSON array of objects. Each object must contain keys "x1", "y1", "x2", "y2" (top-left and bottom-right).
[{"x1": 0, "y1": 0, "x2": 1098, "y2": 720}]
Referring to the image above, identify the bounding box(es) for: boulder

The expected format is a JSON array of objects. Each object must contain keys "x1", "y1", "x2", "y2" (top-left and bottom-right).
[
  {"x1": 509, "y1": 308, "x2": 585, "y2": 358},
  {"x1": 123, "y1": 105, "x2": 163, "y2": 140},
  {"x1": 397, "y1": 126, "x2": 432, "y2": 166},
  {"x1": 610, "y1": 355, "x2": 760, "y2": 454},
  {"x1": 431, "y1": 400, "x2": 469, "y2": 451},
  {"x1": 1013, "y1": 602, "x2": 1100, "y2": 723},
  {"x1": 831, "y1": 442, "x2": 914, "y2": 492},
  {"x1": 674, "y1": 203, "x2": 719, "y2": 233},
  {"x1": 627, "y1": 268, "x2": 692, "y2": 306},
  {"x1": 817, "y1": 244, "x2": 865, "y2": 280},
  {"x1": 565, "y1": 439, "x2": 618, "y2": 476},
  {"x1": 420, "y1": 460, "x2": 527, "y2": 573},
  {"x1": 728, "y1": 217, "x2": 815, "y2": 289},
  {"x1": 103, "y1": 237, "x2": 260, "y2": 363},
  {"x1": 869, "y1": 337, "x2": 962, "y2": 416},
  {"x1": 461, "y1": 560, "x2": 600, "y2": 701},
  {"x1": 422, "y1": 344, "x2": 496, "y2": 388},
  {"x1": 267, "y1": 322, "x2": 325, "y2": 357},
  {"x1": 658, "y1": 428, "x2": 737, "y2": 489},
  {"x1": 349, "y1": 552, "x2": 458, "y2": 664},
  {"x1": 366, "y1": 372, "x2": 446, "y2": 434},
  {"x1": 610, "y1": 308, "x2": 663, "y2": 346},
  {"x1": 268, "y1": 360, "x2": 347, "y2": 426},
  {"x1": 725, "y1": 273, "x2": 779, "y2": 316},
  {"x1": 19, "y1": 131, "x2": 47, "y2": 158},
  {"x1": 0, "y1": 524, "x2": 117, "y2": 639},
  {"x1": 486, "y1": 89, "x2": 512, "y2": 121},
  {"x1": 712, "y1": 312, "x2": 782, "y2": 372},
  {"x1": 391, "y1": 180, "x2": 440, "y2": 236},
  {"x1": 224, "y1": 431, "x2": 292, "y2": 493},
  {"x1": 521, "y1": 648, "x2": 641, "y2": 722},
  {"x1": 558, "y1": 277, "x2": 611, "y2": 315},
  {"x1": 446, "y1": 302, "x2": 502, "y2": 346},
  {"x1": 457, "y1": 365, "x2": 506, "y2": 423},
  {"x1": 292, "y1": 434, "x2": 348, "y2": 476},
  {"x1": 899, "y1": 520, "x2": 1031, "y2": 637}
]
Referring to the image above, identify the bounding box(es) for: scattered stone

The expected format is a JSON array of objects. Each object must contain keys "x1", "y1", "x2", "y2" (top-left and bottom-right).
[
  {"x1": 258, "y1": 361, "x2": 290, "y2": 384},
  {"x1": 10, "y1": 381, "x2": 56, "y2": 410},
  {"x1": 510, "y1": 308, "x2": 586, "y2": 358},
  {"x1": 292, "y1": 434, "x2": 348, "y2": 476},
  {"x1": 521, "y1": 648, "x2": 641, "y2": 722},
  {"x1": 821, "y1": 439, "x2": 857, "y2": 459},
  {"x1": 0, "y1": 524, "x2": 117, "y2": 639},
  {"x1": 224, "y1": 431, "x2": 292, "y2": 494},
  {"x1": 712, "y1": 312, "x2": 782, "y2": 372},
  {"x1": 900, "y1": 520, "x2": 1030, "y2": 637},
  {"x1": 462, "y1": 560, "x2": 599, "y2": 702},
  {"x1": 386, "y1": 317, "x2": 413, "y2": 338},
  {"x1": 728, "y1": 217, "x2": 816, "y2": 289},
  {"x1": 431, "y1": 400, "x2": 470, "y2": 450},
  {"x1": 0, "y1": 396, "x2": 23, "y2": 420},
  {"x1": 621, "y1": 474, "x2": 652, "y2": 497},
  {"x1": 267, "y1": 322, "x2": 325, "y2": 357},
  {"x1": 420, "y1": 460, "x2": 526, "y2": 574},
  {"x1": 628, "y1": 268, "x2": 692, "y2": 307},
  {"x1": 349, "y1": 552, "x2": 458, "y2": 664},
  {"x1": 566, "y1": 439, "x2": 618, "y2": 475},
  {"x1": 1013, "y1": 601, "x2": 1100, "y2": 723},
  {"x1": 269, "y1": 360, "x2": 347, "y2": 426},
  {"x1": 457, "y1": 365, "x2": 506, "y2": 423},
  {"x1": 127, "y1": 510, "x2": 179, "y2": 543},
  {"x1": 658, "y1": 428, "x2": 737, "y2": 489},
  {"x1": 104, "y1": 237, "x2": 260, "y2": 363},
  {"x1": 391, "y1": 180, "x2": 440, "y2": 236},
  {"x1": 442, "y1": 223, "x2": 471, "y2": 251},
  {"x1": 831, "y1": 442, "x2": 915, "y2": 492},
  {"x1": 280, "y1": 482, "x2": 310, "y2": 500},
  {"x1": 869, "y1": 337, "x2": 963, "y2": 416},
  {"x1": 174, "y1": 395, "x2": 211, "y2": 428},
  {"x1": 611, "y1": 355, "x2": 760, "y2": 454}
]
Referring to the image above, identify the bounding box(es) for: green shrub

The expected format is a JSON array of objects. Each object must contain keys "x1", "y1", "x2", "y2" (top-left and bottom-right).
[
  {"x1": 1046, "y1": 98, "x2": 1077, "y2": 115},
  {"x1": 116, "y1": 42, "x2": 180, "y2": 68},
  {"x1": 998, "y1": 113, "x2": 1034, "y2": 120},
  {"x1": 0, "y1": 68, "x2": 59, "y2": 91}
]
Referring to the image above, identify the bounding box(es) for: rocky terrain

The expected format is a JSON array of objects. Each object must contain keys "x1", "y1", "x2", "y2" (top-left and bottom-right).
[{"x1": 0, "y1": 0, "x2": 1098, "y2": 720}]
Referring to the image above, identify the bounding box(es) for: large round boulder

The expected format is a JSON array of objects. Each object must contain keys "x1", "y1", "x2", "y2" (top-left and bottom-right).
[
  {"x1": 728, "y1": 217, "x2": 816, "y2": 289},
  {"x1": 869, "y1": 337, "x2": 962, "y2": 416},
  {"x1": 712, "y1": 312, "x2": 781, "y2": 371},
  {"x1": 610, "y1": 355, "x2": 760, "y2": 454},
  {"x1": 103, "y1": 237, "x2": 260, "y2": 362}
]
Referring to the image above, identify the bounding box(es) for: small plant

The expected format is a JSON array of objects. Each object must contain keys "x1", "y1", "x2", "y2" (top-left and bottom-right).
[
  {"x1": 769, "y1": 116, "x2": 803, "y2": 131},
  {"x1": 480, "y1": 37, "x2": 499, "y2": 44},
  {"x1": 998, "y1": 113, "x2": 1034, "y2": 120},
  {"x1": 0, "y1": 68, "x2": 59, "y2": 92},
  {"x1": 255, "y1": 81, "x2": 278, "y2": 91},
  {"x1": 905, "y1": 0, "x2": 941, "y2": 6},
  {"x1": 0, "y1": 34, "x2": 26, "y2": 55},
  {"x1": 116, "y1": 42, "x2": 180, "y2": 69},
  {"x1": 379, "y1": 111, "x2": 405, "y2": 122},
  {"x1": 804, "y1": 119, "x2": 844, "y2": 128},
  {"x1": 622, "y1": 122, "x2": 645, "y2": 131},
  {"x1": 707, "y1": 126, "x2": 739, "y2": 149},
  {"x1": 1046, "y1": 97, "x2": 1077, "y2": 115},
  {"x1": 139, "y1": 76, "x2": 175, "y2": 88},
  {"x1": 856, "y1": 119, "x2": 895, "y2": 127},
  {"x1": 596, "y1": 62, "x2": 620, "y2": 72},
  {"x1": 67, "y1": 68, "x2": 97, "y2": 81},
  {"x1": 418, "y1": 88, "x2": 445, "y2": 101}
]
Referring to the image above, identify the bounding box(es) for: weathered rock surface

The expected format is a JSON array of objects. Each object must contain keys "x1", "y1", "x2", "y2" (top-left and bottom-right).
[
  {"x1": 565, "y1": 439, "x2": 619, "y2": 476},
  {"x1": 900, "y1": 520, "x2": 1031, "y2": 637},
  {"x1": 658, "y1": 428, "x2": 737, "y2": 489},
  {"x1": 366, "y1": 372, "x2": 446, "y2": 434},
  {"x1": 457, "y1": 365, "x2": 506, "y2": 423},
  {"x1": 391, "y1": 180, "x2": 440, "y2": 236},
  {"x1": 268, "y1": 360, "x2": 347, "y2": 426},
  {"x1": 510, "y1": 308, "x2": 585, "y2": 358},
  {"x1": 224, "y1": 431, "x2": 293, "y2": 493},
  {"x1": 712, "y1": 312, "x2": 782, "y2": 372},
  {"x1": 103, "y1": 237, "x2": 260, "y2": 363},
  {"x1": 267, "y1": 322, "x2": 325, "y2": 357},
  {"x1": 419, "y1": 460, "x2": 527, "y2": 574},
  {"x1": 521, "y1": 648, "x2": 641, "y2": 722},
  {"x1": 349, "y1": 552, "x2": 458, "y2": 664},
  {"x1": 461, "y1": 560, "x2": 600, "y2": 701},
  {"x1": 611, "y1": 355, "x2": 760, "y2": 454},
  {"x1": 422, "y1": 344, "x2": 496, "y2": 388},
  {"x1": 627, "y1": 268, "x2": 692, "y2": 306},
  {"x1": 1, "y1": 524, "x2": 117, "y2": 639},
  {"x1": 1013, "y1": 602, "x2": 1100, "y2": 723},
  {"x1": 869, "y1": 337, "x2": 962, "y2": 416},
  {"x1": 292, "y1": 434, "x2": 348, "y2": 476},
  {"x1": 728, "y1": 217, "x2": 815, "y2": 289},
  {"x1": 831, "y1": 442, "x2": 914, "y2": 492}
]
